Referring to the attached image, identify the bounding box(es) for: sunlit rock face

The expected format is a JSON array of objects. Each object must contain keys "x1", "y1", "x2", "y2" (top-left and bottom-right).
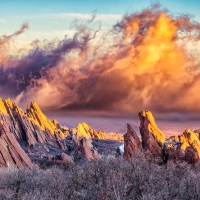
[
  {"x1": 76, "y1": 122, "x2": 123, "y2": 141},
  {"x1": 0, "y1": 98, "x2": 68, "y2": 168},
  {"x1": 123, "y1": 124, "x2": 141, "y2": 158},
  {"x1": 178, "y1": 129, "x2": 200, "y2": 163},
  {"x1": 194, "y1": 129, "x2": 200, "y2": 140},
  {"x1": 26, "y1": 101, "x2": 65, "y2": 140},
  {"x1": 0, "y1": 99, "x2": 65, "y2": 146},
  {"x1": 178, "y1": 129, "x2": 200, "y2": 151},
  {"x1": 139, "y1": 110, "x2": 165, "y2": 157},
  {"x1": 76, "y1": 122, "x2": 104, "y2": 139}
]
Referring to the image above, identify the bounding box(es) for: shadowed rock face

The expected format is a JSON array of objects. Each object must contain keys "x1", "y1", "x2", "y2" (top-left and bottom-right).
[
  {"x1": 123, "y1": 124, "x2": 141, "y2": 158},
  {"x1": 0, "y1": 120, "x2": 33, "y2": 169},
  {"x1": 60, "y1": 152, "x2": 74, "y2": 163},
  {"x1": 72, "y1": 135, "x2": 101, "y2": 161},
  {"x1": 185, "y1": 145, "x2": 199, "y2": 164},
  {"x1": 139, "y1": 110, "x2": 165, "y2": 157}
]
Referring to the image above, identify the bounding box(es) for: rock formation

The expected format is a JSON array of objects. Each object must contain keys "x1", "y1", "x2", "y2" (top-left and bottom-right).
[
  {"x1": 178, "y1": 129, "x2": 200, "y2": 163},
  {"x1": 123, "y1": 124, "x2": 141, "y2": 158},
  {"x1": 76, "y1": 122, "x2": 123, "y2": 141},
  {"x1": 60, "y1": 152, "x2": 74, "y2": 163},
  {"x1": 0, "y1": 98, "x2": 70, "y2": 168},
  {"x1": 26, "y1": 101, "x2": 65, "y2": 140},
  {"x1": 0, "y1": 98, "x2": 65, "y2": 147},
  {"x1": 139, "y1": 110, "x2": 165, "y2": 157},
  {"x1": 77, "y1": 122, "x2": 104, "y2": 139},
  {"x1": 72, "y1": 135, "x2": 101, "y2": 161},
  {"x1": 194, "y1": 129, "x2": 200, "y2": 140},
  {"x1": 185, "y1": 145, "x2": 199, "y2": 164},
  {"x1": 178, "y1": 129, "x2": 200, "y2": 151},
  {"x1": 0, "y1": 118, "x2": 33, "y2": 168},
  {"x1": 137, "y1": 111, "x2": 200, "y2": 163}
]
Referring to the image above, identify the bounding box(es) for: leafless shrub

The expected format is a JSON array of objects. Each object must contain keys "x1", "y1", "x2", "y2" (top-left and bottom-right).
[{"x1": 0, "y1": 152, "x2": 199, "y2": 199}]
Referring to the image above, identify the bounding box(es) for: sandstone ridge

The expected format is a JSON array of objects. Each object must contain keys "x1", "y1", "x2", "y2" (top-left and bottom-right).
[
  {"x1": 0, "y1": 98, "x2": 123, "y2": 167},
  {"x1": 0, "y1": 98, "x2": 69, "y2": 168}
]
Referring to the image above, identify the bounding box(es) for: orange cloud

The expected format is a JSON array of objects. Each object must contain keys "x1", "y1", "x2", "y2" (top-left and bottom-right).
[{"x1": 1, "y1": 5, "x2": 200, "y2": 117}]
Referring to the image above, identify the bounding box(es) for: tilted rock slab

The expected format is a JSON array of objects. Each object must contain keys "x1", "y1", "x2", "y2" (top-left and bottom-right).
[
  {"x1": 0, "y1": 98, "x2": 65, "y2": 147},
  {"x1": 123, "y1": 124, "x2": 141, "y2": 158},
  {"x1": 0, "y1": 97, "x2": 68, "y2": 168},
  {"x1": 0, "y1": 120, "x2": 33, "y2": 168},
  {"x1": 139, "y1": 110, "x2": 165, "y2": 157},
  {"x1": 72, "y1": 135, "x2": 101, "y2": 161}
]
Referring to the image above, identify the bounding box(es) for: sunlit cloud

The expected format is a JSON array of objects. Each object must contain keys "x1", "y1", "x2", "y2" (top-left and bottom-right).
[{"x1": 1, "y1": 4, "x2": 200, "y2": 118}]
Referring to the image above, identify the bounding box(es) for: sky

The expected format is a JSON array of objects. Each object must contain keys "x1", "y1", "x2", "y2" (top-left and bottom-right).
[
  {"x1": 1, "y1": 1, "x2": 200, "y2": 135},
  {"x1": 1, "y1": 0, "x2": 200, "y2": 46}
]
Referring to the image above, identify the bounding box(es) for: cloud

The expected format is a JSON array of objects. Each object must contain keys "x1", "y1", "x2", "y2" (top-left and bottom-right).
[
  {"x1": 0, "y1": 19, "x2": 6, "y2": 23},
  {"x1": 1, "y1": 4, "x2": 200, "y2": 117},
  {"x1": 0, "y1": 22, "x2": 28, "y2": 66}
]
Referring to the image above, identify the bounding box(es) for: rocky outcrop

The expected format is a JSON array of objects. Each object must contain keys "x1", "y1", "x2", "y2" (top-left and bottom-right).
[
  {"x1": 0, "y1": 97, "x2": 70, "y2": 168},
  {"x1": 0, "y1": 120, "x2": 33, "y2": 168},
  {"x1": 60, "y1": 152, "x2": 73, "y2": 163},
  {"x1": 72, "y1": 135, "x2": 101, "y2": 161},
  {"x1": 185, "y1": 145, "x2": 199, "y2": 164},
  {"x1": 0, "y1": 98, "x2": 65, "y2": 147},
  {"x1": 77, "y1": 122, "x2": 104, "y2": 139},
  {"x1": 138, "y1": 111, "x2": 200, "y2": 163},
  {"x1": 123, "y1": 124, "x2": 141, "y2": 158},
  {"x1": 178, "y1": 129, "x2": 200, "y2": 163},
  {"x1": 194, "y1": 129, "x2": 200, "y2": 140},
  {"x1": 139, "y1": 110, "x2": 165, "y2": 157},
  {"x1": 26, "y1": 102, "x2": 65, "y2": 140},
  {"x1": 178, "y1": 129, "x2": 200, "y2": 151},
  {"x1": 76, "y1": 122, "x2": 123, "y2": 141}
]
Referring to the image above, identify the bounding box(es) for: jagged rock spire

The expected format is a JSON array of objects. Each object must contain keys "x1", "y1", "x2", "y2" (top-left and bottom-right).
[
  {"x1": 123, "y1": 124, "x2": 141, "y2": 158},
  {"x1": 139, "y1": 110, "x2": 165, "y2": 157}
]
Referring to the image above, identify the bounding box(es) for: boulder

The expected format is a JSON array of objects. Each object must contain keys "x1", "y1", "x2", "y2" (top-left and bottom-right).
[{"x1": 123, "y1": 124, "x2": 141, "y2": 158}]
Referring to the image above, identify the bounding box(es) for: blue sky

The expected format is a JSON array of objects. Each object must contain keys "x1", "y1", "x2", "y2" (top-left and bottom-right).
[{"x1": 1, "y1": 0, "x2": 200, "y2": 47}]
